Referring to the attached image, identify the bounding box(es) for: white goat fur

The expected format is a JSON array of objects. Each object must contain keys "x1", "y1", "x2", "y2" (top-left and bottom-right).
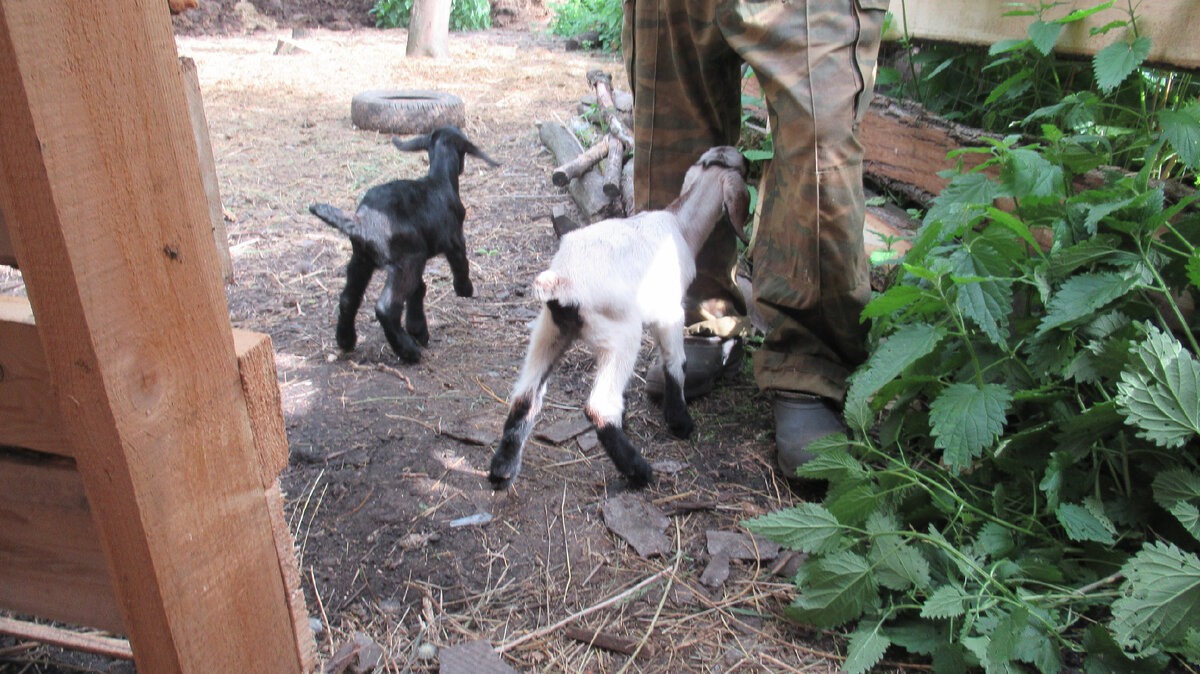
[{"x1": 488, "y1": 146, "x2": 749, "y2": 489}]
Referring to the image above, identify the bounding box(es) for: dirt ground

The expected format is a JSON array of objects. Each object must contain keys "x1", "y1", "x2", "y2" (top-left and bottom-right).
[{"x1": 0, "y1": 9, "x2": 893, "y2": 674}]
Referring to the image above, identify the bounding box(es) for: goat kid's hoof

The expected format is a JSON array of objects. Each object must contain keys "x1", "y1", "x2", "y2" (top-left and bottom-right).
[
  {"x1": 336, "y1": 329, "x2": 357, "y2": 352},
  {"x1": 624, "y1": 461, "x2": 655, "y2": 490},
  {"x1": 410, "y1": 327, "x2": 430, "y2": 347},
  {"x1": 455, "y1": 280, "x2": 474, "y2": 298},
  {"x1": 668, "y1": 415, "x2": 695, "y2": 439},
  {"x1": 487, "y1": 457, "x2": 522, "y2": 490}
]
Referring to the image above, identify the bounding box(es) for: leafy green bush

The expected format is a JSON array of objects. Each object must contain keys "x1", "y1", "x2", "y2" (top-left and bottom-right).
[
  {"x1": 548, "y1": 0, "x2": 622, "y2": 51},
  {"x1": 745, "y1": 2, "x2": 1200, "y2": 670},
  {"x1": 880, "y1": 1, "x2": 1199, "y2": 185},
  {"x1": 370, "y1": 0, "x2": 491, "y2": 32}
]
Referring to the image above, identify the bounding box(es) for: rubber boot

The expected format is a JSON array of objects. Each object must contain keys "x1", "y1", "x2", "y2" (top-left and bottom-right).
[{"x1": 773, "y1": 391, "x2": 846, "y2": 479}]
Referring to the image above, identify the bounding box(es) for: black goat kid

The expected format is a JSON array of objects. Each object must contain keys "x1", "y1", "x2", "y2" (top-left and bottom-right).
[{"x1": 310, "y1": 126, "x2": 498, "y2": 363}]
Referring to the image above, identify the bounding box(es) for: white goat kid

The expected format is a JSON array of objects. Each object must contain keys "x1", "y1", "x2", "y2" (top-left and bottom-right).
[{"x1": 489, "y1": 146, "x2": 749, "y2": 489}]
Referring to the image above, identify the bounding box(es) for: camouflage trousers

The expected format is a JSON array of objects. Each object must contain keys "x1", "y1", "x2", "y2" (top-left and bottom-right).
[{"x1": 622, "y1": 0, "x2": 887, "y2": 401}]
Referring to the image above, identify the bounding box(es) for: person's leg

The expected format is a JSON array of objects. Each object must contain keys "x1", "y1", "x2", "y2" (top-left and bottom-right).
[
  {"x1": 622, "y1": 0, "x2": 746, "y2": 324},
  {"x1": 719, "y1": 0, "x2": 886, "y2": 473}
]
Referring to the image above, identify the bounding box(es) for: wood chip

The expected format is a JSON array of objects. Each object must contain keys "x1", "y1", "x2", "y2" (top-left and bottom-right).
[{"x1": 563, "y1": 627, "x2": 656, "y2": 658}]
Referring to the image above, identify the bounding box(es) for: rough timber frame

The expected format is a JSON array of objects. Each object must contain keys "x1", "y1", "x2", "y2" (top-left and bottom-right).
[{"x1": 0, "y1": 1, "x2": 313, "y2": 671}]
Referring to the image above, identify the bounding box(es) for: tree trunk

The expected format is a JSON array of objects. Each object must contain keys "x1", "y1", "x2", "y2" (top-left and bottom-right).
[{"x1": 406, "y1": 0, "x2": 451, "y2": 58}]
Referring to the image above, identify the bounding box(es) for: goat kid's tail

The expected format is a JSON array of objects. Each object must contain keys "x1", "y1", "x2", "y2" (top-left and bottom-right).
[
  {"x1": 309, "y1": 203, "x2": 362, "y2": 239},
  {"x1": 533, "y1": 270, "x2": 570, "y2": 303}
]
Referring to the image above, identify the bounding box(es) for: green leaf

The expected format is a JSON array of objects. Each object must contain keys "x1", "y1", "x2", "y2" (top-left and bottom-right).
[
  {"x1": 742, "y1": 503, "x2": 843, "y2": 554},
  {"x1": 1056, "y1": 501, "x2": 1117, "y2": 545},
  {"x1": 1028, "y1": 20, "x2": 1063, "y2": 56},
  {"x1": 826, "y1": 479, "x2": 880, "y2": 527},
  {"x1": 977, "y1": 521, "x2": 1015, "y2": 558},
  {"x1": 951, "y1": 244, "x2": 1013, "y2": 346},
  {"x1": 796, "y1": 445, "x2": 867, "y2": 481},
  {"x1": 1082, "y1": 623, "x2": 1167, "y2": 673},
  {"x1": 1172, "y1": 502, "x2": 1200, "y2": 542},
  {"x1": 928, "y1": 382, "x2": 1013, "y2": 470},
  {"x1": 1111, "y1": 541, "x2": 1200, "y2": 654},
  {"x1": 1188, "y1": 249, "x2": 1200, "y2": 290},
  {"x1": 1037, "y1": 272, "x2": 1136, "y2": 336},
  {"x1": 1158, "y1": 104, "x2": 1200, "y2": 170},
  {"x1": 1054, "y1": 1, "x2": 1114, "y2": 24},
  {"x1": 885, "y1": 620, "x2": 946, "y2": 656},
  {"x1": 844, "y1": 323, "x2": 947, "y2": 431},
  {"x1": 1152, "y1": 469, "x2": 1200, "y2": 510},
  {"x1": 844, "y1": 618, "x2": 891, "y2": 674},
  {"x1": 867, "y1": 511, "x2": 932, "y2": 591},
  {"x1": 921, "y1": 584, "x2": 967, "y2": 619},
  {"x1": 1116, "y1": 324, "x2": 1200, "y2": 448},
  {"x1": 862, "y1": 284, "x2": 924, "y2": 319},
  {"x1": 788, "y1": 550, "x2": 878, "y2": 627},
  {"x1": 1153, "y1": 469, "x2": 1200, "y2": 540},
  {"x1": 1093, "y1": 37, "x2": 1151, "y2": 94},
  {"x1": 985, "y1": 607, "x2": 1028, "y2": 670},
  {"x1": 1003, "y1": 148, "x2": 1064, "y2": 199}
]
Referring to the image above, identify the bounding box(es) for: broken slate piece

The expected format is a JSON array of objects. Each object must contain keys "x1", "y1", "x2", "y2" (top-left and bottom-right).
[
  {"x1": 651, "y1": 459, "x2": 686, "y2": 475},
  {"x1": 601, "y1": 493, "x2": 671, "y2": 557},
  {"x1": 700, "y1": 551, "x2": 731, "y2": 588},
  {"x1": 438, "y1": 639, "x2": 517, "y2": 674},
  {"x1": 439, "y1": 413, "x2": 502, "y2": 446},
  {"x1": 326, "y1": 631, "x2": 385, "y2": 674},
  {"x1": 706, "y1": 531, "x2": 781, "y2": 561},
  {"x1": 535, "y1": 417, "x2": 593, "y2": 445},
  {"x1": 577, "y1": 429, "x2": 598, "y2": 452}
]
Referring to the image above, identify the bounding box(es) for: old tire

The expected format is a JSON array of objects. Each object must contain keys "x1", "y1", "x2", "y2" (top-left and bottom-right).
[{"x1": 350, "y1": 90, "x2": 465, "y2": 135}]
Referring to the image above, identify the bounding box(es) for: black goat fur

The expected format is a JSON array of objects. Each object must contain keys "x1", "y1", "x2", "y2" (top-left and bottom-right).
[{"x1": 310, "y1": 126, "x2": 498, "y2": 363}]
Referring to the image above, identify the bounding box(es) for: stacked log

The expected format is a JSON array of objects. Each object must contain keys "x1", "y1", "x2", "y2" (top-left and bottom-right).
[{"x1": 539, "y1": 70, "x2": 636, "y2": 234}]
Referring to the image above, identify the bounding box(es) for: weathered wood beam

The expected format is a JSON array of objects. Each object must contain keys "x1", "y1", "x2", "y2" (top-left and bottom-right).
[
  {"x1": 0, "y1": 1, "x2": 310, "y2": 670},
  {"x1": 885, "y1": 0, "x2": 1200, "y2": 71}
]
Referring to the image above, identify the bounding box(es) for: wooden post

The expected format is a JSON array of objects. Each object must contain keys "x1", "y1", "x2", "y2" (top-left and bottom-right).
[{"x1": 0, "y1": 2, "x2": 307, "y2": 671}]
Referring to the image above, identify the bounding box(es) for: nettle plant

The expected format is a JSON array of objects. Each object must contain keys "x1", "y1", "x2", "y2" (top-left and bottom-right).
[{"x1": 746, "y1": 4, "x2": 1200, "y2": 672}]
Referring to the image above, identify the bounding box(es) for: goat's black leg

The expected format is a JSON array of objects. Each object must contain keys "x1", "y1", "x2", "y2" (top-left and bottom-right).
[
  {"x1": 375, "y1": 262, "x2": 424, "y2": 363},
  {"x1": 650, "y1": 323, "x2": 694, "y2": 439},
  {"x1": 586, "y1": 320, "x2": 654, "y2": 488},
  {"x1": 446, "y1": 246, "x2": 474, "y2": 298},
  {"x1": 336, "y1": 246, "x2": 375, "y2": 351},
  {"x1": 489, "y1": 302, "x2": 581, "y2": 489},
  {"x1": 405, "y1": 279, "x2": 429, "y2": 347},
  {"x1": 588, "y1": 413, "x2": 654, "y2": 490}
]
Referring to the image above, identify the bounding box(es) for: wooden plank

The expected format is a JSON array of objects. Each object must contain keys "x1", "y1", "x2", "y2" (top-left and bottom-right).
[
  {"x1": 234, "y1": 329, "x2": 290, "y2": 487},
  {"x1": 0, "y1": 450, "x2": 123, "y2": 633},
  {"x1": 0, "y1": 295, "x2": 71, "y2": 456},
  {"x1": 0, "y1": 616, "x2": 132, "y2": 660},
  {"x1": 0, "y1": 205, "x2": 12, "y2": 267},
  {"x1": 1, "y1": 293, "x2": 289, "y2": 474},
  {"x1": 0, "y1": 2, "x2": 308, "y2": 671},
  {"x1": 179, "y1": 56, "x2": 233, "y2": 284},
  {"x1": 266, "y1": 481, "x2": 319, "y2": 674},
  {"x1": 885, "y1": 0, "x2": 1200, "y2": 71}
]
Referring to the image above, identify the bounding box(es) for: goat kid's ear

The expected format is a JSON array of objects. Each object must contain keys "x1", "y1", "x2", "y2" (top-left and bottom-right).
[
  {"x1": 723, "y1": 173, "x2": 751, "y2": 244},
  {"x1": 392, "y1": 134, "x2": 432, "y2": 153},
  {"x1": 464, "y1": 140, "x2": 501, "y2": 168}
]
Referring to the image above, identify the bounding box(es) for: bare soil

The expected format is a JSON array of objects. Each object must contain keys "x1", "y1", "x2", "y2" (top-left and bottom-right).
[{"x1": 1, "y1": 11, "x2": 892, "y2": 674}]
